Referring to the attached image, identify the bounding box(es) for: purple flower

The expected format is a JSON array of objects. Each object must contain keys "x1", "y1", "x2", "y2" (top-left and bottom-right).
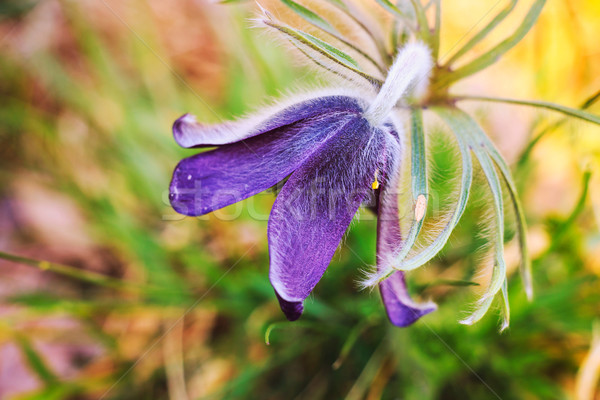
[{"x1": 169, "y1": 43, "x2": 436, "y2": 327}]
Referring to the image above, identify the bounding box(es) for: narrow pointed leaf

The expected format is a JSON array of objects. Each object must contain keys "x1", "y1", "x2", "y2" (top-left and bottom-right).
[
  {"x1": 280, "y1": 0, "x2": 385, "y2": 74},
  {"x1": 263, "y1": 20, "x2": 383, "y2": 87},
  {"x1": 500, "y1": 279, "x2": 510, "y2": 331},
  {"x1": 373, "y1": 109, "x2": 429, "y2": 283},
  {"x1": 16, "y1": 335, "x2": 58, "y2": 385},
  {"x1": 466, "y1": 139, "x2": 507, "y2": 323},
  {"x1": 280, "y1": 0, "x2": 339, "y2": 35},
  {"x1": 380, "y1": 107, "x2": 473, "y2": 273},
  {"x1": 457, "y1": 95, "x2": 600, "y2": 126},
  {"x1": 437, "y1": 0, "x2": 545, "y2": 87},
  {"x1": 325, "y1": 0, "x2": 348, "y2": 10},
  {"x1": 518, "y1": 89, "x2": 600, "y2": 166},
  {"x1": 437, "y1": 107, "x2": 508, "y2": 326},
  {"x1": 460, "y1": 295, "x2": 494, "y2": 325},
  {"x1": 410, "y1": 0, "x2": 432, "y2": 44},
  {"x1": 461, "y1": 110, "x2": 533, "y2": 300},
  {"x1": 290, "y1": 41, "x2": 356, "y2": 83},
  {"x1": 432, "y1": 0, "x2": 441, "y2": 60},
  {"x1": 445, "y1": 0, "x2": 518, "y2": 65},
  {"x1": 375, "y1": 0, "x2": 406, "y2": 18}
]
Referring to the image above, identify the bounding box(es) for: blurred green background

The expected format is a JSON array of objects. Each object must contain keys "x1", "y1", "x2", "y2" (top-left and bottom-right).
[{"x1": 0, "y1": 0, "x2": 599, "y2": 399}]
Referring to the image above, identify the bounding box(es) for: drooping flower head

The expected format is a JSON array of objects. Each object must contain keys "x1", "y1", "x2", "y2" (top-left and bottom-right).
[
  {"x1": 170, "y1": 43, "x2": 436, "y2": 326},
  {"x1": 169, "y1": 0, "x2": 600, "y2": 329}
]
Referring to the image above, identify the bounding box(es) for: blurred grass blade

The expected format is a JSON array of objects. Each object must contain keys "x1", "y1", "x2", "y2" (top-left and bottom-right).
[
  {"x1": 518, "y1": 89, "x2": 600, "y2": 167},
  {"x1": 416, "y1": 279, "x2": 480, "y2": 291},
  {"x1": 437, "y1": 0, "x2": 545, "y2": 87},
  {"x1": 457, "y1": 95, "x2": 600, "y2": 126},
  {"x1": 445, "y1": 0, "x2": 518, "y2": 65},
  {"x1": 332, "y1": 320, "x2": 373, "y2": 370},
  {"x1": 432, "y1": 0, "x2": 441, "y2": 60},
  {"x1": 262, "y1": 19, "x2": 383, "y2": 87},
  {"x1": 383, "y1": 107, "x2": 473, "y2": 273},
  {"x1": 546, "y1": 170, "x2": 593, "y2": 251},
  {"x1": 464, "y1": 111, "x2": 533, "y2": 300},
  {"x1": 374, "y1": 0, "x2": 406, "y2": 18},
  {"x1": 325, "y1": 0, "x2": 348, "y2": 10},
  {"x1": 345, "y1": 339, "x2": 389, "y2": 400},
  {"x1": 0, "y1": 251, "x2": 145, "y2": 293},
  {"x1": 279, "y1": 0, "x2": 386, "y2": 74},
  {"x1": 16, "y1": 335, "x2": 58, "y2": 386},
  {"x1": 265, "y1": 321, "x2": 318, "y2": 345}
]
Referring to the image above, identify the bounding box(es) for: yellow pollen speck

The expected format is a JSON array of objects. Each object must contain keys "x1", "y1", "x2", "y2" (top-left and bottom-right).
[{"x1": 371, "y1": 169, "x2": 380, "y2": 190}]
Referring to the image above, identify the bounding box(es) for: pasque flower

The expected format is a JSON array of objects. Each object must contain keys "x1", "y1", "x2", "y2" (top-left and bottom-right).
[
  {"x1": 170, "y1": 43, "x2": 436, "y2": 326},
  {"x1": 169, "y1": 0, "x2": 600, "y2": 329}
]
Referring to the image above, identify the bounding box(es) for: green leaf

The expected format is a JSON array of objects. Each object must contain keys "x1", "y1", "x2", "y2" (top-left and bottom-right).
[
  {"x1": 457, "y1": 95, "x2": 600, "y2": 126},
  {"x1": 500, "y1": 279, "x2": 510, "y2": 331},
  {"x1": 298, "y1": 31, "x2": 359, "y2": 68},
  {"x1": 321, "y1": 0, "x2": 391, "y2": 65},
  {"x1": 385, "y1": 107, "x2": 473, "y2": 273},
  {"x1": 410, "y1": 0, "x2": 432, "y2": 45},
  {"x1": 416, "y1": 279, "x2": 481, "y2": 291},
  {"x1": 289, "y1": 41, "x2": 356, "y2": 83},
  {"x1": 445, "y1": 0, "x2": 518, "y2": 65},
  {"x1": 460, "y1": 109, "x2": 533, "y2": 300},
  {"x1": 262, "y1": 19, "x2": 383, "y2": 87},
  {"x1": 437, "y1": 0, "x2": 545, "y2": 87},
  {"x1": 16, "y1": 335, "x2": 58, "y2": 385},
  {"x1": 518, "y1": 90, "x2": 600, "y2": 167},
  {"x1": 432, "y1": 0, "x2": 441, "y2": 60},
  {"x1": 370, "y1": 109, "x2": 435, "y2": 284},
  {"x1": 411, "y1": 108, "x2": 428, "y2": 197},
  {"x1": 543, "y1": 170, "x2": 593, "y2": 255},
  {"x1": 332, "y1": 320, "x2": 373, "y2": 370},
  {"x1": 436, "y1": 107, "x2": 508, "y2": 326},
  {"x1": 374, "y1": 0, "x2": 406, "y2": 18},
  {"x1": 280, "y1": 0, "x2": 339, "y2": 35},
  {"x1": 324, "y1": 0, "x2": 348, "y2": 10},
  {"x1": 279, "y1": 0, "x2": 386, "y2": 74}
]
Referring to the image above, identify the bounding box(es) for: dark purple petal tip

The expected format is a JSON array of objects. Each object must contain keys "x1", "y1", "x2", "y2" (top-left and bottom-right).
[{"x1": 275, "y1": 291, "x2": 304, "y2": 321}]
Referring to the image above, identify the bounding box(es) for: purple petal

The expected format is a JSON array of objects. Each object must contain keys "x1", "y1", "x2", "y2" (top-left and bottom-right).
[
  {"x1": 173, "y1": 94, "x2": 365, "y2": 148},
  {"x1": 377, "y1": 155, "x2": 436, "y2": 327},
  {"x1": 170, "y1": 112, "x2": 360, "y2": 216},
  {"x1": 268, "y1": 116, "x2": 387, "y2": 320},
  {"x1": 379, "y1": 272, "x2": 436, "y2": 327}
]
